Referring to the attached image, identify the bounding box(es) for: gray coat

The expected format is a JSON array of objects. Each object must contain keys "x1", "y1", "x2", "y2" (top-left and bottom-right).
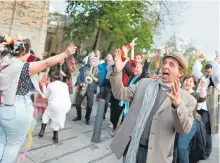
[{"x1": 109, "y1": 72, "x2": 196, "y2": 163}]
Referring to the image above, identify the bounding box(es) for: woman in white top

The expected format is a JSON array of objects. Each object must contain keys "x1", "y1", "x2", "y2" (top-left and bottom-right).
[{"x1": 38, "y1": 71, "x2": 71, "y2": 143}]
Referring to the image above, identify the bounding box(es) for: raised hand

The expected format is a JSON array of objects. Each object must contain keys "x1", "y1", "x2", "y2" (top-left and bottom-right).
[
  {"x1": 16, "y1": 33, "x2": 23, "y2": 40},
  {"x1": 165, "y1": 46, "x2": 168, "y2": 55},
  {"x1": 167, "y1": 79, "x2": 181, "y2": 107},
  {"x1": 65, "y1": 43, "x2": 77, "y2": 57},
  {"x1": 122, "y1": 45, "x2": 129, "y2": 58},
  {"x1": 114, "y1": 49, "x2": 130, "y2": 74},
  {"x1": 200, "y1": 76, "x2": 206, "y2": 89},
  {"x1": 130, "y1": 38, "x2": 137, "y2": 47},
  {"x1": 147, "y1": 52, "x2": 156, "y2": 59}
]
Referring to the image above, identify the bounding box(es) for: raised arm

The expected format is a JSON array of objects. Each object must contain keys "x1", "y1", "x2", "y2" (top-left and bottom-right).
[
  {"x1": 29, "y1": 44, "x2": 77, "y2": 76},
  {"x1": 110, "y1": 72, "x2": 138, "y2": 101},
  {"x1": 192, "y1": 59, "x2": 204, "y2": 79},
  {"x1": 110, "y1": 48, "x2": 138, "y2": 101},
  {"x1": 196, "y1": 76, "x2": 207, "y2": 102},
  {"x1": 130, "y1": 38, "x2": 137, "y2": 60}
]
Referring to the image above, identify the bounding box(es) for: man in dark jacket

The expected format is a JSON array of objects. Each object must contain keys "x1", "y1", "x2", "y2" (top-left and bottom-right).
[{"x1": 73, "y1": 57, "x2": 100, "y2": 125}]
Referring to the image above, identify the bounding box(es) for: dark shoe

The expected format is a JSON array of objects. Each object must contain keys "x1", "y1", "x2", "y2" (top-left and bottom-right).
[
  {"x1": 73, "y1": 117, "x2": 81, "y2": 121},
  {"x1": 38, "y1": 123, "x2": 47, "y2": 137},
  {"x1": 71, "y1": 103, "x2": 76, "y2": 107},
  {"x1": 86, "y1": 120, "x2": 90, "y2": 125},
  {"x1": 52, "y1": 131, "x2": 58, "y2": 143}
]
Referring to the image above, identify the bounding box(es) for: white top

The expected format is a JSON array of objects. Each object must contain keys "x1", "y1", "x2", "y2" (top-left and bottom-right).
[
  {"x1": 193, "y1": 59, "x2": 220, "y2": 111},
  {"x1": 43, "y1": 81, "x2": 71, "y2": 107}
]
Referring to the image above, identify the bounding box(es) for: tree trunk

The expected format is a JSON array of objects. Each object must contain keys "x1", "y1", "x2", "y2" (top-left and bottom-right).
[
  {"x1": 93, "y1": 26, "x2": 103, "y2": 51},
  {"x1": 107, "y1": 41, "x2": 114, "y2": 53},
  {"x1": 79, "y1": 41, "x2": 84, "y2": 55}
]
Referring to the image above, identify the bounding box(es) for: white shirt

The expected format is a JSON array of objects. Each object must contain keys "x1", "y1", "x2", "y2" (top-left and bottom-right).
[
  {"x1": 43, "y1": 81, "x2": 71, "y2": 108},
  {"x1": 193, "y1": 59, "x2": 220, "y2": 111}
]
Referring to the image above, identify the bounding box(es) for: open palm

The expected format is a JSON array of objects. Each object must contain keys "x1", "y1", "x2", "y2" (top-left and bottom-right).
[{"x1": 114, "y1": 49, "x2": 129, "y2": 74}]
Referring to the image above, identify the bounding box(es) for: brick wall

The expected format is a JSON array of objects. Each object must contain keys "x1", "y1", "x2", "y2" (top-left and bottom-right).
[{"x1": 0, "y1": 0, "x2": 50, "y2": 58}]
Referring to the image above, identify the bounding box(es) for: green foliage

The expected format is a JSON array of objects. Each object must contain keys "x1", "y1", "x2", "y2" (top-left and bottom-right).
[{"x1": 66, "y1": 0, "x2": 153, "y2": 52}]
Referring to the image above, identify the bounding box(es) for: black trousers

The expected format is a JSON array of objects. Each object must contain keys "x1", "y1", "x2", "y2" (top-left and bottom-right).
[
  {"x1": 99, "y1": 81, "x2": 112, "y2": 117},
  {"x1": 76, "y1": 88, "x2": 95, "y2": 120},
  {"x1": 110, "y1": 95, "x2": 124, "y2": 130},
  {"x1": 197, "y1": 110, "x2": 212, "y2": 158}
]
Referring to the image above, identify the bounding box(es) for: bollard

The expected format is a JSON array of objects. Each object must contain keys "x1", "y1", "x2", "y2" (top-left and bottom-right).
[{"x1": 91, "y1": 99, "x2": 106, "y2": 143}]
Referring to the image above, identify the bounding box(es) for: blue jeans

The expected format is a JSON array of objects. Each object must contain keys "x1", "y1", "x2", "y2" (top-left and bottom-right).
[
  {"x1": 0, "y1": 95, "x2": 34, "y2": 163},
  {"x1": 177, "y1": 121, "x2": 196, "y2": 163}
]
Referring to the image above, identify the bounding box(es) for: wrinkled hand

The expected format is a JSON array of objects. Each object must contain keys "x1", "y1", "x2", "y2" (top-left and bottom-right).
[
  {"x1": 114, "y1": 49, "x2": 130, "y2": 74},
  {"x1": 130, "y1": 38, "x2": 137, "y2": 47},
  {"x1": 65, "y1": 43, "x2": 77, "y2": 57},
  {"x1": 167, "y1": 79, "x2": 181, "y2": 107}
]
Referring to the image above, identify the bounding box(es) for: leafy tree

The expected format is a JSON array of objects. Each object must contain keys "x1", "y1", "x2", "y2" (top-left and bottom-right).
[{"x1": 66, "y1": 0, "x2": 154, "y2": 53}]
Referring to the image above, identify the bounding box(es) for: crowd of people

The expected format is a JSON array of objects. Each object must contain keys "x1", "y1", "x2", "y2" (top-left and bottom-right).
[{"x1": 0, "y1": 35, "x2": 219, "y2": 163}]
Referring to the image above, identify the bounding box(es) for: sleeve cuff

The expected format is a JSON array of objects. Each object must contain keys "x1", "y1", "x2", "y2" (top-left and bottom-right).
[{"x1": 172, "y1": 103, "x2": 179, "y2": 110}]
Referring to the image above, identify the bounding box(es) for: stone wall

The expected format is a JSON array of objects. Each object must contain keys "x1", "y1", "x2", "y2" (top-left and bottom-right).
[{"x1": 0, "y1": 0, "x2": 50, "y2": 58}]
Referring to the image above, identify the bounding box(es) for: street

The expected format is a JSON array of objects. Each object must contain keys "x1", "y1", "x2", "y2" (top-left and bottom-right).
[{"x1": 23, "y1": 75, "x2": 219, "y2": 163}]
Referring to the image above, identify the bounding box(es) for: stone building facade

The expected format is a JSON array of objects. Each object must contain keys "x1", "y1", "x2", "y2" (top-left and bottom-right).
[{"x1": 0, "y1": 0, "x2": 50, "y2": 58}]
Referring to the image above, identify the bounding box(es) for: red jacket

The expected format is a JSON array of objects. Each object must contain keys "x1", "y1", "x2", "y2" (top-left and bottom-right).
[{"x1": 120, "y1": 44, "x2": 136, "y2": 86}]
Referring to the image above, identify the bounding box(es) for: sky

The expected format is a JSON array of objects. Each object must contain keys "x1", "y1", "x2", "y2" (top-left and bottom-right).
[{"x1": 50, "y1": 0, "x2": 220, "y2": 60}]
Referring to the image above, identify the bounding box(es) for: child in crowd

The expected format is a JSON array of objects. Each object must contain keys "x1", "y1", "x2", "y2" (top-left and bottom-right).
[{"x1": 38, "y1": 72, "x2": 71, "y2": 143}]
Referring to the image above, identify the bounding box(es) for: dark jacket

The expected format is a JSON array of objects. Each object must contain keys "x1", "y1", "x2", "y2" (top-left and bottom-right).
[
  {"x1": 142, "y1": 60, "x2": 151, "y2": 78},
  {"x1": 76, "y1": 64, "x2": 100, "y2": 92},
  {"x1": 122, "y1": 62, "x2": 133, "y2": 86},
  {"x1": 49, "y1": 61, "x2": 71, "y2": 83}
]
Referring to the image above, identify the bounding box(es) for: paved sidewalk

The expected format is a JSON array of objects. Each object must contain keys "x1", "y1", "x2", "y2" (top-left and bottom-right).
[
  {"x1": 23, "y1": 103, "x2": 219, "y2": 163},
  {"x1": 23, "y1": 103, "x2": 121, "y2": 163},
  {"x1": 22, "y1": 75, "x2": 219, "y2": 163}
]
